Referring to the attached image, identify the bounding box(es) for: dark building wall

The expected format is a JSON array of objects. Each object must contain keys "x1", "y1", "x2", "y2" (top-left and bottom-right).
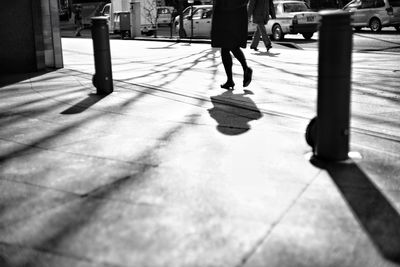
[{"x1": 0, "y1": 1, "x2": 42, "y2": 73}]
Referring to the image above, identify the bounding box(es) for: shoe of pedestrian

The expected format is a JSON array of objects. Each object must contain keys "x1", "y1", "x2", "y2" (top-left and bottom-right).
[
  {"x1": 266, "y1": 44, "x2": 272, "y2": 52},
  {"x1": 243, "y1": 67, "x2": 253, "y2": 87},
  {"x1": 250, "y1": 46, "x2": 259, "y2": 51},
  {"x1": 220, "y1": 81, "x2": 235, "y2": 90}
]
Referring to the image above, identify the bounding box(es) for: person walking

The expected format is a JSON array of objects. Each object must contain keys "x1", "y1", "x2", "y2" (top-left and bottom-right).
[
  {"x1": 211, "y1": 0, "x2": 253, "y2": 90},
  {"x1": 248, "y1": 0, "x2": 276, "y2": 52},
  {"x1": 73, "y1": 4, "x2": 83, "y2": 37}
]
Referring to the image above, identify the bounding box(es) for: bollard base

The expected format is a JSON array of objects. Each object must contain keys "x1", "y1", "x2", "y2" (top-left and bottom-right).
[
  {"x1": 305, "y1": 116, "x2": 351, "y2": 162},
  {"x1": 92, "y1": 73, "x2": 113, "y2": 95},
  {"x1": 305, "y1": 117, "x2": 317, "y2": 152}
]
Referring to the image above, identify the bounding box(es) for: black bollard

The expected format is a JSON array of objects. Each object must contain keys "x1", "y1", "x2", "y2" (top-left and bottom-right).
[
  {"x1": 91, "y1": 16, "x2": 113, "y2": 95},
  {"x1": 314, "y1": 10, "x2": 353, "y2": 161}
]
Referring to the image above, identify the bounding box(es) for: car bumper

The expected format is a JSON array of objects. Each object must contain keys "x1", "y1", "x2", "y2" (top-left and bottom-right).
[{"x1": 289, "y1": 23, "x2": 319, "y2": 33}]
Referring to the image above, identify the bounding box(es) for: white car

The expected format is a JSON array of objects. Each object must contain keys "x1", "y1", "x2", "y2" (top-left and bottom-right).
[
  {"x1": 266, "y1": 0, "x2": 320, "y2": 40},
  {"x1": 343, "y1": 0, "x2": 400, "y2": 32},
  {"x1": 175, "y1": 5, "x2": 257, "y2": 38},
  {"x1": 157, "y1": 6, "x2": 174, "y2": 26}
]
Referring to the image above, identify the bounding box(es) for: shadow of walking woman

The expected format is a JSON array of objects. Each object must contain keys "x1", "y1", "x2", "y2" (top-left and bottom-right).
[{"x1": 208, "y1": 90, "x2": 262, "y2": 135}]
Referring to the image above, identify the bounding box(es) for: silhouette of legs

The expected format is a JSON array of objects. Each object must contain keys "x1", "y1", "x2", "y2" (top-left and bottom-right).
[
  {"x1": 251, "y1": 23, "x2": 272, "y2": 51},
  {"x1": 220, "y1": 47, "x2": 252, "y2": 88}
]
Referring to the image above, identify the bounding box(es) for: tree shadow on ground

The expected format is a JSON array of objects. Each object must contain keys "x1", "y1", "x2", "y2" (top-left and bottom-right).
[
  {"x1": 311, "y1": 157, "x2": 400, "y2": 263},
  {"x1": 208, "y1": 90, "x2": 262, "y2": 135}
]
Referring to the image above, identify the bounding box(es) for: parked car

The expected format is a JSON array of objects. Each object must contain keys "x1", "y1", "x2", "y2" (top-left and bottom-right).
[
  {"x1": 266, "y1": 0, "x2": 320, "y2": 40},
  {"x1": 157, "y1": 6, "x2": 174, "y2": 26},
  {"x1": 175, "y1": 5, "x2": 257, "y2": 38},
  {"x1": 343, "y1": 0, "x2": 400, "y2": 32}
]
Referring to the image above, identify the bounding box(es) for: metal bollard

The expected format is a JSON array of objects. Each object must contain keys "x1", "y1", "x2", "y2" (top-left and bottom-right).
[
  {"x1": 91, "y1": 16, "x2": 113, "y2": 94},
  {"x1": 312, "y1": 10, "x2": 353, "y2": 161}
]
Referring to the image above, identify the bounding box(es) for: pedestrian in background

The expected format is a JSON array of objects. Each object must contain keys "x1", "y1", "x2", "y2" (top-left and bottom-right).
[
  {"x1": 211, "y1": 0, "x2": 253, "y2": 89},
  {"x1": 73, "y1": 4, "x2": 83, "y2": 37},
  {"x1": 248, "y1": 0, "x2": 276, "y2": 52}
]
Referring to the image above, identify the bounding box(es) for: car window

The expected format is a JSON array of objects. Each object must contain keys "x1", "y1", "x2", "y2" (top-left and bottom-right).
[
  {"x1": 158, "y1": 8, "x2": 171, "y2": 15},
  {"x1": 283, "y1": 2, "x2": 309, "y2": 12},
  {"x1": 201, "y1": 9, "x2": 212, "y2": 19},
  {"x1": 375, "y1": 0, "x2": 385, "y2": 7},
  {"x1": 360, "y1": 0, "x2": 375, "y2": 8},
  {"x1": 182, "y1": 7, "x2": 191, "y2": 17},
  {"x1": 388, "y1": 0, "x2": 400, "y2": 6},
  {"x1": 274, "y1": 3, "x2": 282, "y2": 14},
  {"x1": 343, "y1": 0, "x2": 361, "y2": 9},
  {"x1": 192, "y1": 8, "x2": 204, "y2": 19},
  {"x1": 102, "y1": 5, "x2": 110, "y2": 16}
]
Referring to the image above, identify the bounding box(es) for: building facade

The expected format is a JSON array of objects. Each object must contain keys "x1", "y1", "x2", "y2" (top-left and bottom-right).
[{"x1": 0, "y1": 0, "x2": 63, "y2": 73}]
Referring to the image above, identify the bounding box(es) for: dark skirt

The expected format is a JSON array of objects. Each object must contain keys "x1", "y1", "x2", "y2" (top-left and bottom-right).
[{"x1": 211, "y1": 6, "x2": 248, "y2": 49}]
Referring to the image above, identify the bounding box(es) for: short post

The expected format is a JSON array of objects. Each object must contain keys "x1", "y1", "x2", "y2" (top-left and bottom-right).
[
  {"x1": 315, "y1": 10, "x2": 353, "y2": 161},
  {"x1": 91, "y1": 16, "x2": 113, "y2": 94},
  {"x1": 130, "y1": 1, "x2": 141, "y2": 38}
]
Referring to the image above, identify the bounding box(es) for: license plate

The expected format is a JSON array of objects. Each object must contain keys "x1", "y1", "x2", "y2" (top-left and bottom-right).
[{"x1": 307, "y1": 16, "x2": 314, "y2": 22}]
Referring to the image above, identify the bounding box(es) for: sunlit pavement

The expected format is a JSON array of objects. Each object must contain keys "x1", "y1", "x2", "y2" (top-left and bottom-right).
[{"x1": 0, "y1": 38, "x2": 400, "y2": 267}]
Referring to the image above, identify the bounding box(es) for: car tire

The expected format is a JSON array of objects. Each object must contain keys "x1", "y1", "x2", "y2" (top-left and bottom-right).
[
  {"x1": 302, "y1": 32, "x2": 313, "y2": 40},
  {"x1": 354, "y1": 27, "x2": 362, "y2": 32},
  {"x1": 272, "y1": 24, "x2": 284, "y2": 41},
  {"x1": 395, "y1": 25, "x2": 400, "y2": 32},
  {"x1": 369, "y1": 17, "x2": 382, "y2": 32}
]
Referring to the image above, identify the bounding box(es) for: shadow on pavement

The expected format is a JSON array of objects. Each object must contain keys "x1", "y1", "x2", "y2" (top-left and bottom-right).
[
  {"x1": 0, "y1": 69, "x2": 56, "y2": 88},
  {"x1": 208, "y1": 90, "x2": 262, "y2": 135},
  {"x1": 60, "y1": 93, "x2": 107, "y2": 114},
  {"x1": 311, "y1": 157, "x2": 400, "y2": 262}
]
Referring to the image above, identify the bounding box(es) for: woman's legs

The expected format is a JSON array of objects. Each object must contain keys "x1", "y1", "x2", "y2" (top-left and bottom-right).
[
  {"x1": 231, "y1": 47, "x2": 248, "y2": 72},
  {"x1": 221, "y1": 48, "x2": 234, "y2": 84},
  {"x1": 231, "y1": 47, "x2": 252, "y2": 87},
  {"x1": 220, "y1": 47, "x2": 252, "y2": 88}
]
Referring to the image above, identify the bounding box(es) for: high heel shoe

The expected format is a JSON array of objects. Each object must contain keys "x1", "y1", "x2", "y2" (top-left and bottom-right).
[
  {"x1": 220, "y1": 81, "x2": 235, "y2": 90},
  {"x1": 243, "y1": 67, "x2": 253, "y2": 87}
]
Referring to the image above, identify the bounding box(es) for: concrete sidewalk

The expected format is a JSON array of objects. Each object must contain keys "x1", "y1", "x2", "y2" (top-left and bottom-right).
[{"x1": 0, "y1": 38, "x2": 399, "y2": 267}]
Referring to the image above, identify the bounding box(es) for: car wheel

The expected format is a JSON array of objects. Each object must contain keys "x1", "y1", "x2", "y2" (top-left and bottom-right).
[
  {"x1": 395, "y1": 25, "x2": 400, "y2": 32},
  {"x1": 369, "y1": 17, "x2": 382, "y2": 32},
  {"x1": 302, "y1": 32, "x2": 313, "y2": 40},
  {"x1": 272, "y1": 24, "x2": 284, "y2": 41},
  {"x1": 354, "y1": 27, "x2": 362, "y2": 31}
]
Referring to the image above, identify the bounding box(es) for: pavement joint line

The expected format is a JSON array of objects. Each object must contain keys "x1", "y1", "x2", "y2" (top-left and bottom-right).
[{"x1": 235, "y1": 168, "x2": 323, "y2": 267}]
